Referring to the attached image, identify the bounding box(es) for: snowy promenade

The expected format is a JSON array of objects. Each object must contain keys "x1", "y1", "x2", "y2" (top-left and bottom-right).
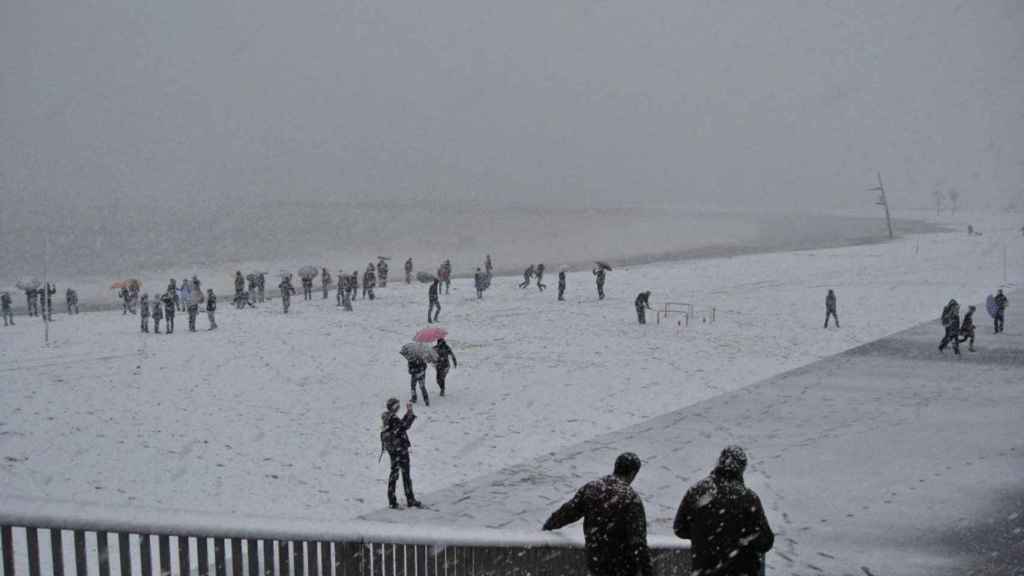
[{"x1": 366, "y1": 292, "x2": 1023, "y2": 575}]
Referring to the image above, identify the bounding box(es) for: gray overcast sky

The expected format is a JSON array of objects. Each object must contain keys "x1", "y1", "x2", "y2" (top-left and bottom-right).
[{"x1": 1, "y1": 0, "x2": 1022, "y2": 214}]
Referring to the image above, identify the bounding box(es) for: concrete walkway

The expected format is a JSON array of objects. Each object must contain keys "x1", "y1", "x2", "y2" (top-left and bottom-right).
[{"x1": 366, "y1": 295, "x2": 1024, "y2": 575}]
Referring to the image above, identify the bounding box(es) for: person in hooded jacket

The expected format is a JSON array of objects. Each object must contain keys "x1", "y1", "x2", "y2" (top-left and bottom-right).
[
  {"x1": 433, "y1": 338, "x2": 457, "y2": 396},
  {"x1": 543, "y1": 452, "x2": 653, "y2": 576},
  {"x1": 380, "y1": 398, "x2": 421, "y2": 509},
  {"x1": 674, "y1": 446, "x2": 774, "y2": 576},
  {"x1": 939, "y1": 299, "x2": 961, "y2": 355}
]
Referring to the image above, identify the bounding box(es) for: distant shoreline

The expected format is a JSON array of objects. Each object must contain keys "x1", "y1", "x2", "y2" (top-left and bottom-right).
[{"x1": 5, "y1": 215, "x2": 946, "y2": 315}]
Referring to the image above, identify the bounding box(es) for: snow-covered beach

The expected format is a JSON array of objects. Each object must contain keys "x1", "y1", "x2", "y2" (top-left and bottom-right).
[{"x1": 1, "y1": 210, "x2": 1021, "y2": 574}]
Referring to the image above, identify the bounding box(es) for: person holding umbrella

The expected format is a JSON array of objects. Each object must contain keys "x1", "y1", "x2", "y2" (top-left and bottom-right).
[
  {"x1": 433, "y1": 338, "x2": 457, "y2": 397},
  {"x1": 380, "y1": 398, "x2": 421, "y2": 509},
  {"x1": 593, "y1": 263, "x2": 610, "y2": 300}
]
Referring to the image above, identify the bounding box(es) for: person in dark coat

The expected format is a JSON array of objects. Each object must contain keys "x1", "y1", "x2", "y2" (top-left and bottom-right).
[
  {"x1": 363, "y1": 264, "x2": 376, "y2": 300},
  {"x1": 65, "y1": 288, "x2": 79, "y2": 315},
  {"x1": 408, "y1": 356, "x2": 429, "y2": 406},
  {"x1": 558, "y1": 270, "x2": 566, "y2": 301},
  {"x1": 674, "y1": 446, "x2": 774, "y2": 576},
  {"x1": 350, "y1": 270, "x2": 359, "y2": 301},
  {"x1": 187, "y1": 292, "x2": 199, "y2": 332},
  {"x1": 939, "y1": 299, "x2": 961, "y2": 355},
  {"x1": 593, "y1": 267, "x2": 606, "y2": 300},
  {"x1": 280, "y1": 276, "x2": 296, "y2": 313},
  {"x1": 519, "y1": 265, "x2": 535, "y2": 289},
  {"x1": 377, "y1": 259, "x2": 389, "y2": 288},
  {"x1": 825, "y1": 289, "x2": 839, "y2": 328},
  {"x1": 433, "y1": 338, "x2": 457, "y2": 396},
  {"x1": 139, "y1": 294, "x2": 150, "y2": 332},
  {"x1": 404, "y1": 258, "x2": 413, "y2": 284},
  {"x1": 380, "y1": 398, "x2": 421, "y2": 509},
  {"x1": 206, "y1": 289, "x2": 217, "y2": 330},
  {"x1": 535, "y1": 263, "x2": 546, "y2": 291},
  {"x1": 151, "y1": 296, "x2": 163, "y2": 334},
  {"x1": 543, "y1": 452, "x2": 653, "y2": 576},
  {"x1": 635, "y1": 291, "x2": 652, "y2": 324},
  {"x1": 473, "y1": 268, "x2": 486, "y2": 299},
  {"x1": 1, "y1": 292, "x2": 13, "y2": 326},
  {"x1": 959, "y1": 304, "x2": 977, "y2": 352},
  {"x1": 301, "y1": 274, "x2": 314, "y2": 301},
  {"x1": 427, "y1": 279, "x2": 441, "y2": 324},
  {"x1": 321, "y1": 268, "x2": 331, "y2": 299},
  {"x1": 994, "y1": 289, "x2": 1008, "y2": 334},
  {"x1": 162, "y1": 291, "x2": 176, "y2": 334},
  {"x1": 234, "y1": 271, "x2": 245, "y2": 303}
]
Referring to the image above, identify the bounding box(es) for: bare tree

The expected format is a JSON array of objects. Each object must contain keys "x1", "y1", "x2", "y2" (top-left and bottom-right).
[
  {"x1": 948, "y1": 188, "x2": 960, "y2": 214},
  {"x1": 932, "y1": 188, "x2": 944, "y2": 215}
]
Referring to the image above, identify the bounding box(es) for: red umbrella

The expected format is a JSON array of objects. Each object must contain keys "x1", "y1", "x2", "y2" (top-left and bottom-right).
[{"x1": 414, "y1": 327, "x2": 448, "y2": 343}]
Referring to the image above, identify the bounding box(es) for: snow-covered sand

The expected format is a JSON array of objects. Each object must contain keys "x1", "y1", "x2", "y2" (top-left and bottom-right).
[{"x1": 0, "y1": 211, "x2": 1021, "y2": 570}]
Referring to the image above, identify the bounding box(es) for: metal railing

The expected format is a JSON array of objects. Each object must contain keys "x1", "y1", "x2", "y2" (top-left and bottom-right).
[{"x1": 0, "y1": 499, "x2": 690, "y2": 576}]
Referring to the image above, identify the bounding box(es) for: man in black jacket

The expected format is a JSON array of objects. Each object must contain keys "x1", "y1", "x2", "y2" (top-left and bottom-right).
[
  {"x1": 427, "y1": 279, "x2": 441, "y2": 324},
  {"x1": 674, "y1": 446, "x2": 774, "y2": 576},
  {"x1": 433, "y1": 338, "x2": 457, "y2": 397},
  {"x1": 994, "y1": 289, "x2": 1008, "y2": 334},
  {"x1": 635, "y1": 291, "x2": 652, "y2": 324},
  {"x1": 939, "y1": 299, "x2": 961, "y2": 355},
  {"x1": 206, "y1": 289, "x2": 217, "y2": 330},
  {"x1": 380, "y1": 398, "x2": 422, "y2": 509},
  {"x1": 543, "y1": 452, "x2": 653, "y2": 576},
  {"x1": 824, "y1": 289, "x2": 838, "y2": 328}
]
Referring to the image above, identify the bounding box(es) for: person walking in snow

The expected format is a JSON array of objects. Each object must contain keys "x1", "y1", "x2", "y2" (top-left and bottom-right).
[
  {"x1": 427, "y1": 278, "x2": 441, "y2": 324},
  {"x1": 635, "y1": 291, "x2": 653, "y2": 324},
  {"x1": 959, "y1": 304, "x2": 977, "y2": 352},
  {"x1": 151, "y1": 296, "x2": 163, "y2": 334},
  {"x1": 2, "y1": 292, "x2": 15, "y2": 326},
  {"x1": 301, "y1": 274, "x2": 314, "y2": 301},
  {"x1": 380, "y1": 398, "x2": 422, "y2": 509},
  {"x1": 558, "y1": 270, "x2": 566, "y2": 301},
  {"x1": 433, "y1": 338, "x2": 457, "y2": 397},
  {"x1": 206, "y1": 289, "x2": 217, "y2": 330},
  {"x1": 593, "y1": 267, "x2": 606, "y2": 300},
  {"x1": 364, "y1": 264, "x2": 377, "y2": 300},
  {"x1": 994, "y1": 289, "x2": 1008, "y2": 334},
  {"x1": 535, "y1": 263, "x2": 546, "y2": 291},
  {"x1": 321, "y1": 268, "x2": 331, "y2": 299},
  {"x1": 377, "y1": 259, "x2": 389, "y2": 288},
  {"x1": 187, "y1": 289, "x2": 199, "y2": 332},
  {"x1": 279, "y1": 276, "x2": 295, "y2": 313},
  {"x1": 939, "y1": 299, "x2": 961, "y2": 355},
  {"x1": 674, "y1": 446, "x2": 774, "y2": 576},
  {"x1": 543, "y1": 452, "x2": 653, "y2": 576},
  {"x1": 162, "y1": 291, "x2": 176, "y2": 334},
  {"x1": 408, "y1": 355, "x2": 429, "y2": 406},
  {"x1": 26, "y1": 288, "x2": 38, "y2": 317},
  {"x1": 139, "y1": 294, "x2": 150, "y2": 332},
  {"x1": 405, "y1": 258, "x2": 413, "y2": 284},
  {"x1": 485, "y1": 254, "x2": 493, "y2": 277},
  {"x1": 440, "y1": 260, "x2": 452, "y2": 295},
  {"x1": 825, "y1": 289, "x2": 839, "y2": 328},
  {"x1": 474, "y1": 268, "x2": 486, "y2": 299},
  {"x1": 519, "y1": 265, "x2": 535, "y2": 289},
  {"x1": 336, "y1": 270, "x2": 344, "y2": 307},
  {"x1": 65, "y1": 288, "x2": 79, "y2": 315},
  {"x1": 234, "y1": 271, "x2": 245, "y2": 304},
  {"x1": 179, "y1": 279, "x2": 192, "y2": 313}
]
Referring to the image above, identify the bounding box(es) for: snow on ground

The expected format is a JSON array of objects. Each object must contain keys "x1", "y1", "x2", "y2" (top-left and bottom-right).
[{"x1": 0, "y1": 211, "x2": 1020, "y2": 534}]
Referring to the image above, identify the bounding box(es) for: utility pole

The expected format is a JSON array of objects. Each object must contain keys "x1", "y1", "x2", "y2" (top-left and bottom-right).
[{"x1": 868, "y1": 172, "x2": 894, "y2": 239}]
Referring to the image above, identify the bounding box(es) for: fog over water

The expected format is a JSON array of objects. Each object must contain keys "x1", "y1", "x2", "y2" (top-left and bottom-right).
[{"x1": 1, "y1": 1, "x2": 1021, "y2": 291}]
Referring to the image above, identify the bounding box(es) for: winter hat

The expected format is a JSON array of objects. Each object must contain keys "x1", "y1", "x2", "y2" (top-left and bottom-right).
[
  {"x1": 386, "y1": 398, "x2": 401, "y2": 412},
  {"x1": 717, "y1": 445, "x2": 748, "y2": 475}
]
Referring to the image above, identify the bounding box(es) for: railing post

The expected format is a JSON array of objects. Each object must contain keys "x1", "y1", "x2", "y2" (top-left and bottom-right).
[
  {"x1": 276, "y1": 541, "x2": 287, "y2": 576},
  {"x1": 140, "y1": 535, "x2": 152, "y2": 576},
  {"x1": 261, "y1": 542, "x2": 273, "y2": 576},
  {"x1": 231, "y1": 539, "x2": 242, "y2": 576},
  {"x1": 27, "y1": 527, "x2": 41, "y2": 576},
  {"x1": 179, "y1": 537, "x2": 191, "y2": 576},
  {"x1": 97, "y1": 532, "x2": 110, "y2": 576},
  {"x1": 292, "y1": 542, "x2": 303, "y2": 576},
  {"x1": 73, "y1": 531, "x2": 87, "y2": 576},
  {"x1": 318, "y1": 543, "x2": 329, "y2": 576},
  {"x1": 51, "y1": 530, "x2": 65, "y2": 576},
  {"x1": 1, "y1": 525, "x2": 14, "y2": 576},
  {"x1": 117, "y1": 534, "x2": 130, "y2": 576},
  {"x1": 159, "y1": 535, "x2": 171, "y2": 576},
  {"x1": 213, "y1": 539, "x2": 225, "y2": 576},
  {"x1": 247, "y1": 540, "x2": 258, "y2": 576},
  {"x1": 306, "y1": 543, "x2": 317, "y2": 576},
  {"x1": 197, "y1": 538, "x2": 209, "y2": 576}
]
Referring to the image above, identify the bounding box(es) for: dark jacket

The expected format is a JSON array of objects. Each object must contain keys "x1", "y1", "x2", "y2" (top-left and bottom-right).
[
  {"x1": 206, "y1": 293, "x2": 217, "y2": 312},
  {"x1": 635, "y1": 292, "x2": 651, "y2": 309},
  {"x1": 434, "y1": 341, "x2": 457, "y2": 370},
  {"x1": 594, "y1": 269, "x2": 606, "y2": 285},
  {"x1": 826, "y1": 291, "x2": 836, "y2": 312},
  {"x1": 544, "y1": 475, "x2": 653, "y2": 576},
  {"x1": 408, "y1": 357, "x2": 427, "y2": 377},
  {"x1": 428, "y1": 282, "x2": 439, "y2": 302},
  {"x1": 674, "y1": 468, "x2": 774, "y2": 576},
  {"x1": 162, "y1": 294, "x2": 175, "y2": 314},
  {"x1": 995, "y1": 293, "x2": 1008, "y2": 312},
  {"x1": 381, "y1": 411, "x2": 415, "y2": 454}
]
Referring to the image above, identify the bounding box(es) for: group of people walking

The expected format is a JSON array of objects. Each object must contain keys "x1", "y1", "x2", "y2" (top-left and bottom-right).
[{"x1": 939, "y1": 289, "x2": 1008, "y2": 354}]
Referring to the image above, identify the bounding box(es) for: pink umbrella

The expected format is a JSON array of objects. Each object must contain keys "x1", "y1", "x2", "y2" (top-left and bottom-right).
[{"x1": 414, "y1": 327, "x2": 448, "y2": 343}]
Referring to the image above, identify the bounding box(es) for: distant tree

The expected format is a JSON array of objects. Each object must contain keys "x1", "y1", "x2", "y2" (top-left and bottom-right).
[
  {"x1": 948, "y1": 188, "x2": 960, "y2": 214},
  {"x1": 932, "y1": 188, "x2": 944, "y2": 216}
]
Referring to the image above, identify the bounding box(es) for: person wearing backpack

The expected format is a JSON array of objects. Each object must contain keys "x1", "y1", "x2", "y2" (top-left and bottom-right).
[{"x1": 380, "y1": 398, "x2": 422, "y2": 509}]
